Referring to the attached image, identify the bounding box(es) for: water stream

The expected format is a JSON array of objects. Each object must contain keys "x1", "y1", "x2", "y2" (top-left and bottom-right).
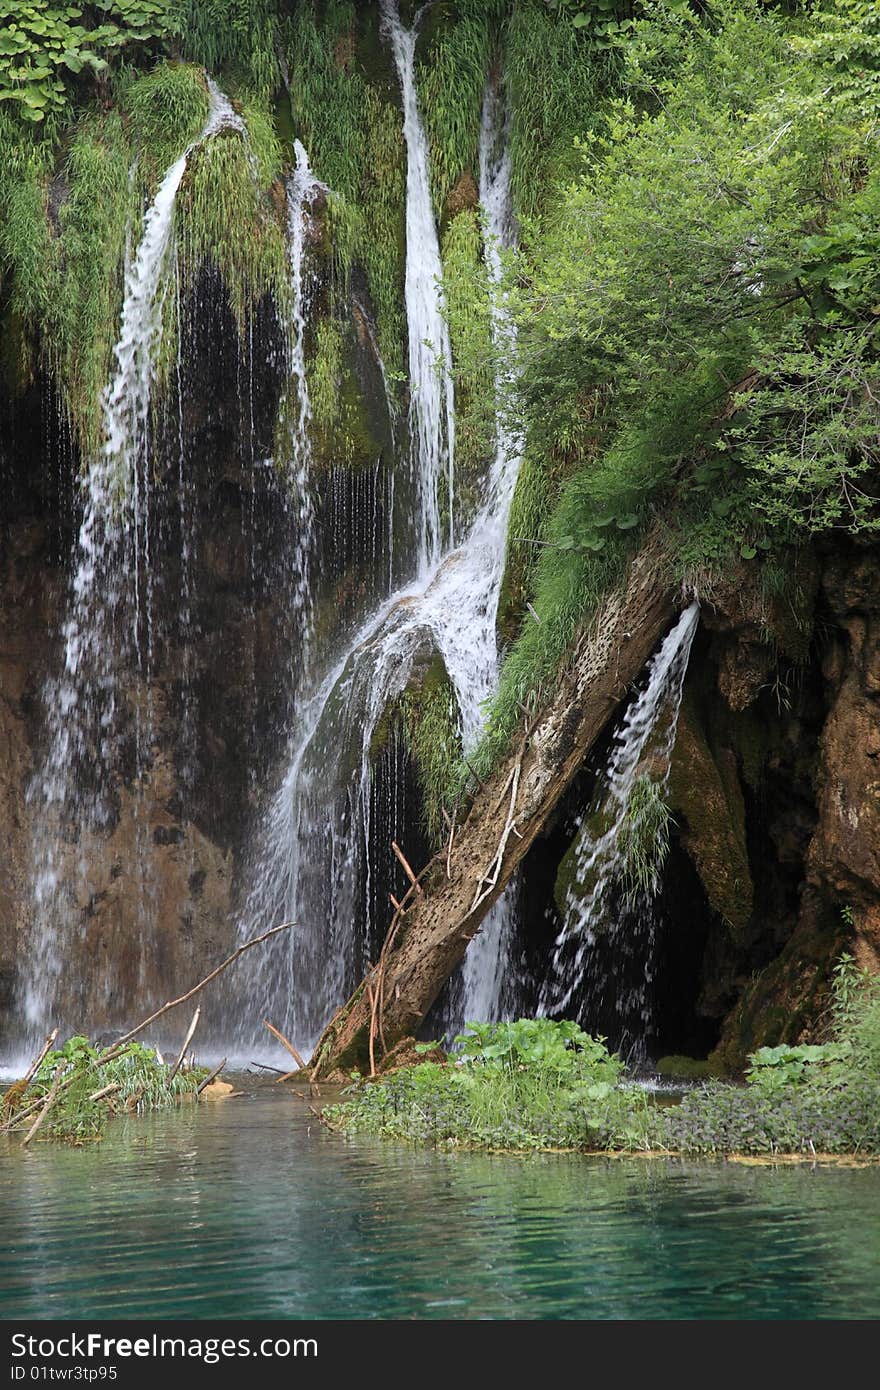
[{"x1": 538, "y1": 603, "x2": 701, "y2": 1055}]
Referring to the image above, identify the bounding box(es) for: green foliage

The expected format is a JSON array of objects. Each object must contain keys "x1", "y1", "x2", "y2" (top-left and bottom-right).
[
  {"x1": 0, "y1": 104, "x2": 132, "y2": 442},
  {"x1": 745, "y1": 1042, "x2": 850, "y2": 1093},
  {"x1": 453, "y1": 1016, "x2": 623, "y2": 1081},
  {"x1": 329, "y1": 972, "x2": 880, "y2": 1157},
  {"x1": 0, "y1": 0, "x2": 179, "y2": 127},
  {"x1": 829, "y1": 952, "x2": 880, "y2": 1081},
  {"x1": 416, "y1": 0, "x2": 500, "y2": 215},
  {"x1": 123, "y1": 60, "x2": 210, "y2": 174},
  {"x1": 616, "y1": 773, "x2": 672, "y2": 905},
  {"x1": 441, "y1": 206, "x2": 495, "y2": 521},
  {"x1": 472, "y1": 458, "x2": 630, "y2": 774},
  {"x1": 328, "y1": 1019, "x2": 651, "y2": 1152},
  {"x1": 178, "y1": 0, "x2": 280, "y2": 96},
  {"x1": 11, "y1": 1034, "x2": 207, "y2": 1143},
  {"x1": 792, "y1": 0, "x2": 880, "y2": 124},
  {"x1": 53, "y1": 111, "x2": 132, "y2": 448},
  {"x1": 177, "y1": 112, "x2": 287, "y2": 328},
  {"x1": 506, "y1": 0, "x2": 611, "y2": 222}
]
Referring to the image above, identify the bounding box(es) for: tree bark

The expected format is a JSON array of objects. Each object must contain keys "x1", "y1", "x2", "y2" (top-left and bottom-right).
[{"x1": 310, "y1": 535, "x2": 678, "y2": 1078}]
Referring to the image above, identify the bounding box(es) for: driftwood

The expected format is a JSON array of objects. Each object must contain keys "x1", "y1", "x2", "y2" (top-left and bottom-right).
[
  {"x1": 262, "y1": 1019, "x2": 307, "y2": 1071},
  {"x1": 22, "y1": 1067, "x2": 63, "y2": 1146},
  {"x1": 310, "y1": 536, "x2": 676, "y2": 1078},
  {"x1": 168, "y1": 1007, "x2": 201, "y2": 1082},
  {"x1": 197, "y1": 1058, "x2": 227, "y2": 1095},
  {"x1": 22, "y1": 1028, "x2": 59, "y2": 1086}
]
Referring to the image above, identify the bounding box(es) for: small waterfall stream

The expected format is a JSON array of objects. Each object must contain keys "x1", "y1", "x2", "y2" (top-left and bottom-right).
[
  {"x1": 537, "y1": 602, "x2": 700, "y2": 1055},
  {"x1": 380, "y1": 0, "x2": 455, "y2": 568},
  {"x1": 283, "y1": 140, "x2": 325, "y2": 682}
]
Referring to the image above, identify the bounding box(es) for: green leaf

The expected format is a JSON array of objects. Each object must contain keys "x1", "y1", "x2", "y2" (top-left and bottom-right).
[{"x1": 740, "y1": 544, "x2": 757, "y2": 559}]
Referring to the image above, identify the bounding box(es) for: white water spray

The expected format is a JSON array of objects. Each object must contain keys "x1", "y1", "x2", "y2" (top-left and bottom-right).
[{"x1": 283, "y1": 140, "x2": 326, "y2": 677}]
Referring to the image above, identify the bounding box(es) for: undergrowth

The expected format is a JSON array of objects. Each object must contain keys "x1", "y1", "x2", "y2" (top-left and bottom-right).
[
  {"x1": 1, "y1": 1035, "x2": 207, "y2": 1143},
  {"x1": 328, "y1": 957, "x2": 880, "y2": 1157}
]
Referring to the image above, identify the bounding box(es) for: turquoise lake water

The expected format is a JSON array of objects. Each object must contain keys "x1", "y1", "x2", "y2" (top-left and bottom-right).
[{"x1": 2, "y1": 1084, "x2": 879, "y2": 1320}]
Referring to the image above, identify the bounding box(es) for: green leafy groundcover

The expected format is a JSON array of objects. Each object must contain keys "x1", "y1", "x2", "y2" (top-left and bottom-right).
[
  {"x1": 1, "y1": 1034, "x2": 208, "y2": 1143},
  {"x1": 326, "y1": 958, "x2": 880, "y2": 1157}
]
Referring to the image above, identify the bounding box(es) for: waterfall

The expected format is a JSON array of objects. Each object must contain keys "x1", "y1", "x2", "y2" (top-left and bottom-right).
[
  {"x1": 283, "y1": 140, "x2": 325, "y2": 679},
  {"x1": 20, "y1": 81, "x2": 244, "y2": 1037},
  {"x1": 231, "y1": 69, "x2": 524, "y2": 1052},
  {"x1": 537, "y1": 602, "x2": 700, "y2": 1054},
  {"x1": 381, "y1": 0, "x2": 455, "y2": 570}
]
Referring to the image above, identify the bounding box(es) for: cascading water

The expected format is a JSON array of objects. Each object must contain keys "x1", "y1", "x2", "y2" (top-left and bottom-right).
[
  {"x1": 380, "y1": 0, "x2": 455, "y2": 568},
  {"x1": 283, "y1": 140, "x2": 325, "y2": 680},
  {"x1": 537, "y1": 602, "x2": 700, "y2": 1057},
  {"x1": 230, "y1": 68, "x2": 524, "y2": 1052},
  {"x1": 20, "y1": 82, "x2": 244, "y2": 1039}
]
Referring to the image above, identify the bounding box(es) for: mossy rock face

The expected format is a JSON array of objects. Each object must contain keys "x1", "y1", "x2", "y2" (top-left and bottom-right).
[
  {"x1": 367, "y1": 650, "x2": 462, "y2": 844},
  {"x1": 708, "y1": 900, "x2": 847, "y2": 1076},
  {"x1": 668, "y1": 695, "x2": 753, "y2": 939},
  {"x1": 553, "y1": 806, "x2": 613, "y2": 920}
]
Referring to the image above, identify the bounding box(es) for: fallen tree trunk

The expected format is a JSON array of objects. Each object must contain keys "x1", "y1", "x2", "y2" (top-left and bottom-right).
[{"x1": 310, "y1": 535, "x2": 678, "y2": 1078}]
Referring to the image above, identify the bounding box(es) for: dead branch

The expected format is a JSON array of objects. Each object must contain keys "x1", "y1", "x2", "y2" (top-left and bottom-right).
[
  {"x1": 168, "y1": 1006, "x2": 201, "y2": 1082},
  {"x1": 111, "y1": 922, "x2": 295, "y2": 1050},
  {"x1": 391, "y1": 841, "x2": 423, "y2": 895},
  {"x1": 88, "y1": 1082, "x2": 121, "y2": 1103},
  {"x1": 22, "y1": 1067, "x2": 63, "y2": 1147},
  {"x1": 197, "y1": 1059, "x2": 227, "y2": 1095},
  {"x1": 262, "y1": 1019, "x2": 306, "y2": 1071},
  {"x1": 366, "y1": 979, "x2": 377, "y2": 1078},
  {"x1": 22, "y1": 1029, "x2": 59, "y2": 1087}
]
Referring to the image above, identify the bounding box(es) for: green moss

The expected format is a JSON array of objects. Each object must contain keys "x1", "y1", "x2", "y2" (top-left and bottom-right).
[
  {"x1": 506, "y1": 0, "x2": 607, "y2": 224},
  {"x1": 177, "y1": 116, "x2": 287, "y2": 328},
  {"x1": 655, "y1": 1055, "x2": 712, "y2": 1081},
  {"x1": 54, "y1": 112, "x2": 133, "y2": 451},
  {"x1": 283, "y1": 3, "x2": 406, "y2": 380},
  {"x1": 496, "y1": 450, "x2": 552, "y2": 644},
  {"x1": 400, "y1": 655, "x2": 462, "y2": 845},
  {"x1": 472, "y1": 458, "x2": 633, "y2": 778},
  {"x1": 441, "y1": 205, "x2": 495, "y2": 530},
  {"x1": 309, "y1": 312, "x2": 385, "y2": 471},
  {"x1": 416, "y1": 0, "x2": 501, "y2": 215},
  {"x1": 179, "y1": 0, "x2": 281, "y2": 97},
  {"x1": 369, "y1": 653, "x2": 462, "y2": 845},
  {"x1": 709, "y1": 913, "x2": 847, "y2": 1077},
  {"x1": 359, "y1": 85, "x2": 406, "y2": 378}
]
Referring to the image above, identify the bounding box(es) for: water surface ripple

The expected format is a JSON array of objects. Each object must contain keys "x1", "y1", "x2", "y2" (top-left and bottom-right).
[{"x1": 2, "y1": 1092, "x2": 879, "y2": 1320}]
